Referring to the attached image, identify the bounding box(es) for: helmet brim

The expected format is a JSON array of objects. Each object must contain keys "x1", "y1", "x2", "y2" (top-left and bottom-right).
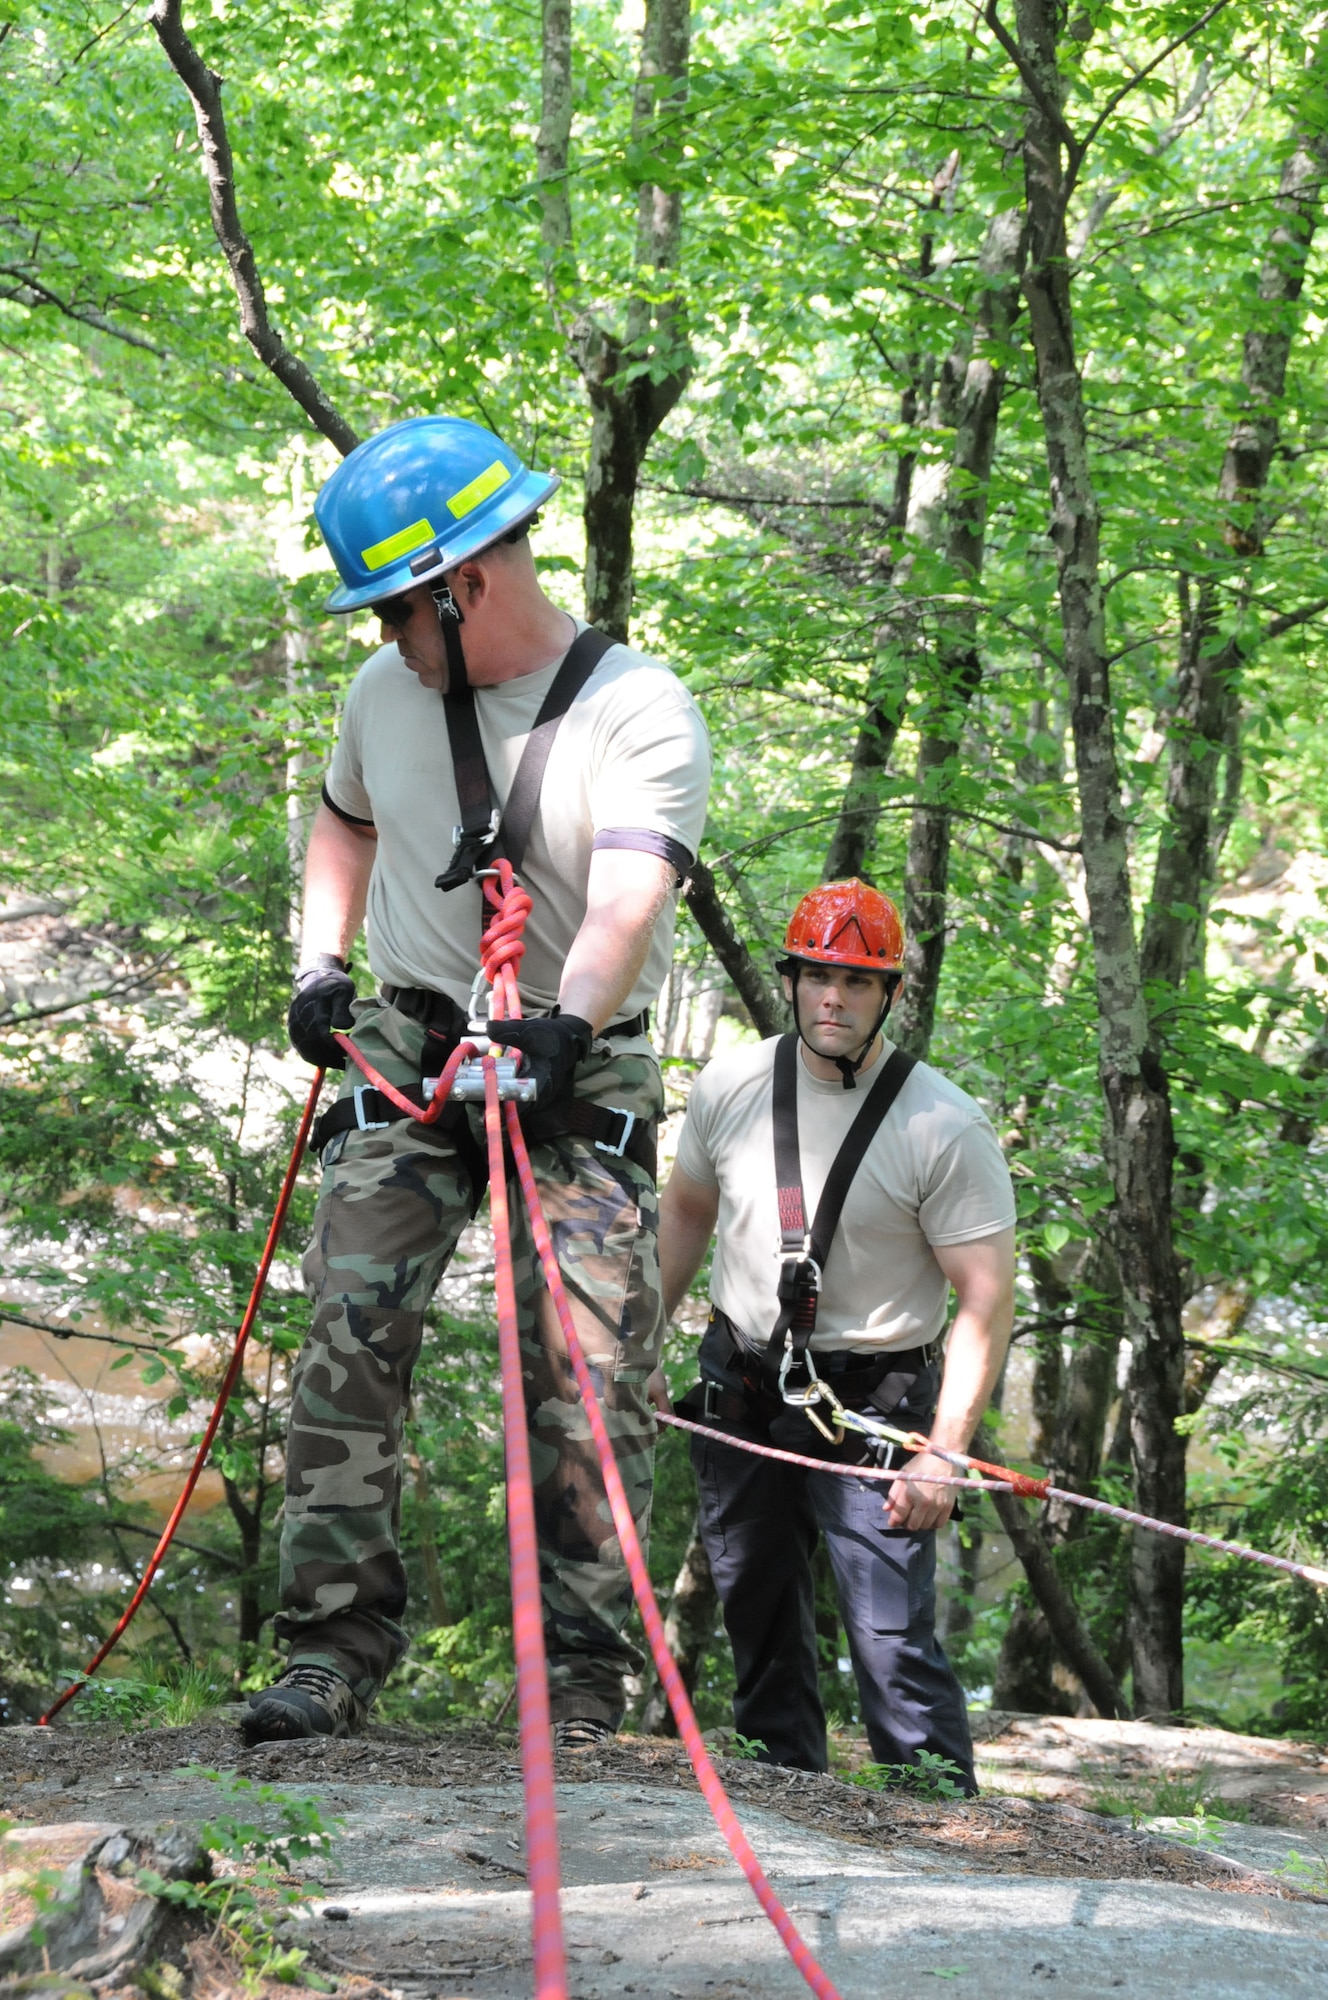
[
  {"x1": 778, "y1": 950, "x2": 904, "y2": 975},
  {"x1": 323, "y1": 469, "x2": 560, "y2": 613}
]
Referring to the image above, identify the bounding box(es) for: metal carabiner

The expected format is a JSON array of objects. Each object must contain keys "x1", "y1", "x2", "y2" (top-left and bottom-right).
[{"x1": 777, "y1": 1342, "x2": 846, "y2": 1446}]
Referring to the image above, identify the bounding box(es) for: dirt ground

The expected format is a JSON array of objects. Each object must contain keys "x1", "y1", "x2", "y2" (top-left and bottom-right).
[{"x1": 0, "y1": 1716, "x2": 1313, "y2": 1896}]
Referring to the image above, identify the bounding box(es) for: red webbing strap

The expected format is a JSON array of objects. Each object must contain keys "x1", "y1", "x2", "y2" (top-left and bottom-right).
[
  {"x1": 964, "y1": 1455, "x2": 1049, "y2": 1499},
  {"x1": 40, "y1": 1069, "x2": 325, "y2": 1725},
  {"x1": 505, "y1": 1106, "x2": 844, "y2": 2000},
  {"x1": 484, "y1": 1059, "x2": 567, "y2": 2000}
]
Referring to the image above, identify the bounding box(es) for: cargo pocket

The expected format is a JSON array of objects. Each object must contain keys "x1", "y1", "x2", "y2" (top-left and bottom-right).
[
  {"x1": 867, "y1": 1525, "x2": 934, "y2": 1636},
  {"x1": 611, "y1": 1215, "x2": 665, "y2": 1383}
]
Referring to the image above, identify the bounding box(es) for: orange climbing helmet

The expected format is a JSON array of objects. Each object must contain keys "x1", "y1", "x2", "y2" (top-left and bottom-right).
[{"x1": 780, "y1": 879, "x2": 905, "y2": 973}]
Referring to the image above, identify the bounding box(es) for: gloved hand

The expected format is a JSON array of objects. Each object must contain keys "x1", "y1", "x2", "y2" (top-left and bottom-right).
[
  {"x1": 288, "y1": 955, "x2": 357, "y2": 1069},
  {"x1": 497, "y1": 1011, "x2": 593, "y2": 1102}
]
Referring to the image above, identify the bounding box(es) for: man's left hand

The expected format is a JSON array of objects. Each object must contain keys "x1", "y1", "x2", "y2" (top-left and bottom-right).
[
  {"x1": 498, "y1": 1013, "x2": 593, "y2": 1101},
  {"x1": 885, "y1": 1449, "x2": 957, "y2": 1532}
]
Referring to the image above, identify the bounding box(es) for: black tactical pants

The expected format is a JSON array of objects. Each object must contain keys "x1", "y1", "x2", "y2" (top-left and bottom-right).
[{"x1": 686, "y1": 1316, "x2": 976, "y2": 1789}]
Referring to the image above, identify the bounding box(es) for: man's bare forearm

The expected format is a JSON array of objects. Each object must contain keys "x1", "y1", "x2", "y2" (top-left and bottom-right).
[
  {"x1": 658, "y1": 1172, "x2": 721, "y2": 1319},
  {"x1": 558, "y1": 849, "x2": 674, "y2": 1033},
  {"x1": 929, "y1": 1306, "x2": 1013, "y2": 1454},
  {"x1": 300, "y1": 802, "x2": 377, "y2": 964}
]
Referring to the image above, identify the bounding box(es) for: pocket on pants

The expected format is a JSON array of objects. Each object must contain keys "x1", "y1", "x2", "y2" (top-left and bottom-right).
[{"x1": 867, "y1": 1525, "x2": 932, "y2": 1636}]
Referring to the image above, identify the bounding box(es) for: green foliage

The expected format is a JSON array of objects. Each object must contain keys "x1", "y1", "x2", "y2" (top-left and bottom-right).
[
  {"x1": 136, "y1": 1769, "x2": 340, "y2": 1989},
  {"x1": 1084, "y1": 1766, "x2": 1250, "y2": 1828},
  {"x1": 850, "y1": 1751, "x2": 969, "y2": 1802},
  {"x1": 0, "y1": 0, "x2": 1327, "y2": 1737},
  {"x1": 74, "y1": 1661, "x2": 233, "y2": 1730}
]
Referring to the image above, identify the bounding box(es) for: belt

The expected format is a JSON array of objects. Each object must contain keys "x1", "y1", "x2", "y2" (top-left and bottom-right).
[{"x1": 381, "y1": 985, "x2": 650, "y2": 1041}]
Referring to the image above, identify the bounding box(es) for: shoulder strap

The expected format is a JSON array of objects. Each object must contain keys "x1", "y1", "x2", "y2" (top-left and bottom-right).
[
  {"x1": 501, "y1": 626, "x2": 615, "y2": 874},
  {"x1": 807, "y1": 1044, "x2": 916, "y2": 1270},
  {"x1": 435, "y1": 679, "x2": 499, "y2": 893},
  {"x1": 772, "y1": 1033, "x2": 808, "y2": 1255},
  {"x1": 435, "y1": 626, "x2": 615, "y2": 894},
  {"x1": 767, "y1": 1035, "x2": 917, "y2": 1363}
]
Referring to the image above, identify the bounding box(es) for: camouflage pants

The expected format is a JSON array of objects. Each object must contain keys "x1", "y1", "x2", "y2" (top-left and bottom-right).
[{"x1": 274, "y1": 995, "x2": 665, "y2": 1727}]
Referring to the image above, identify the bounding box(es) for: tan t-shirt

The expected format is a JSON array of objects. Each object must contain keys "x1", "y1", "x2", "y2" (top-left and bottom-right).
[
  {"x1": 325, "y1": 630, "x2": 711, "y2": 1021},
  {"x1": 674, "y1": 1035, "x2": 1016, "y2": 1354}
]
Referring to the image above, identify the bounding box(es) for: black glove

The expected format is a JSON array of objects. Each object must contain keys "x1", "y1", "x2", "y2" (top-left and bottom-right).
[
  {"x1": 497, "y1": 1012, "x2": 593, "y2": 1102},
  {"x1": 288, "y1": 955, "x2": 357, "y2": 1069}
]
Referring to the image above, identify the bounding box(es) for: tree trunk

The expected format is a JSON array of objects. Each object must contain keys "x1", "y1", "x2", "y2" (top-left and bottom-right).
[
  {"x1": 977, "y1": 1424, "x2": 1129, "y2": 1720},
  {"x1": 682, "y1": 859, "x2": 782, "y2": 1036},
  {"x1": 822, "y1": 152, "x2": 961, "y2": 883},
  {"x1": 1011, "y1": 0, "x2": 1186, "y2": 1716},
  {"x1": 884, "y1": 208, "x2": 1023, "y2": 1054},
  {"x1": 639, "y1": 1516, "x2": 719, "y2": 1736},
  {"x1": 1142, "y1": 69, "x2": 1328, "y2": 996},
  {"x1": 539, "y1": 0, "x2": 691, "y2": 642},
  {"x1": 408, "y1": 1443, "x2": 450, "y2": 1629},
  {"x1": 222, "y1": 1471, "x2": 265, "y2": 1654}
]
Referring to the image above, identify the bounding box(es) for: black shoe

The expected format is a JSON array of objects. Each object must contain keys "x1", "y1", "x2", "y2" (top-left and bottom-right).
[
  {"x1": 242, "y1": 1664, "x2": 369, "y2": 1745},
  {"x1": 552, "y1": 1717, "x2": 614, "y2": 1752}
]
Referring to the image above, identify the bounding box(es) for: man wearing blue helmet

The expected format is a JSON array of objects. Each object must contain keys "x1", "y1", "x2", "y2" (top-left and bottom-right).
[{"x1": 245, "y1": 416, "x2": 710, "y2": 1747}]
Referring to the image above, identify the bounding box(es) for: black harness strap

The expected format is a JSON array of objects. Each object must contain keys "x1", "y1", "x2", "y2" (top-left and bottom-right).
[
  {"x1": 767, "y1": 1033, "x2": 917, "y2": 1368},
  {"x1": 435, "y1": 625, "x2": 615, "y2": 893},
  {"x1": 501, "y1": 627, "x2": 614, "y2": 874}
]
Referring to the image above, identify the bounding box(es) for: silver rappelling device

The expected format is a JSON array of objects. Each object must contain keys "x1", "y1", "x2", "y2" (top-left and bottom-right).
[{"x1": 423, "y1": 967, "x2": 538, "y2": 1105}]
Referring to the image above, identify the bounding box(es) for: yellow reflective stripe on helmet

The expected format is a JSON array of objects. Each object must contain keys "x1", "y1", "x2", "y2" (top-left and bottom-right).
[
  {"x1": 361, "y1": 517, "x2": 436, "y2": 571},
  {"x1": 446, "y1": 459, "x2": 510, "y2": 520}
]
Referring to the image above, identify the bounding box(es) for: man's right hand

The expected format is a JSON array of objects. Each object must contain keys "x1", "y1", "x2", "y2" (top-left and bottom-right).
[{"x1": 288, "y1": 955, "x2": 357, "y2": 1069}]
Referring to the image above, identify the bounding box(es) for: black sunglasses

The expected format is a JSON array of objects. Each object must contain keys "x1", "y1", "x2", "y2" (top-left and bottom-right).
[{"x1": 369, "y1": 593, "x2": 416, "y2": 628}]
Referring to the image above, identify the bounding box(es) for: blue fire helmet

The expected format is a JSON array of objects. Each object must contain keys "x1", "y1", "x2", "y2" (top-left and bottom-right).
[{"x1": 314, "y1": 415, "x2": 560, "y2": 613}]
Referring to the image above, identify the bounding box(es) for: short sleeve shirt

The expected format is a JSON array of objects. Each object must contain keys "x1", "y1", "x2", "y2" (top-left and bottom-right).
[
  {"x1": 674, "y1": 1036, "x2": 1016, "y2": 1354},
  {"x1": 325, "y1": 629, "x2": 711, "y2": 1021}
]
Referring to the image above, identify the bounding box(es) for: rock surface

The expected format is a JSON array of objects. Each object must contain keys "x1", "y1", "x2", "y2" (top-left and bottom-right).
[{"x1": 3, "y1": 1722, "x2": 1328, "y2": 1997}]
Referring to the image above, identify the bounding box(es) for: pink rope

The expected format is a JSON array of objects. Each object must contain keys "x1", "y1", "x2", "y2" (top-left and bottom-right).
[
  {"x1": 483, "y1": 1059, "x2": 567, "y2": 1999},
  {"x1": 659, "y1": 1413, "x2": 1328, "y2": 1590},
  {"x1": 506, "y1": 1110, "x2": 844, "y2": 2000}
]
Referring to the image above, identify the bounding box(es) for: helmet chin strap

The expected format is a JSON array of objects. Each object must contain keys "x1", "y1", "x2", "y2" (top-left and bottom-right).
[
  {"x1": 789, "y1": 965, "x2": 898, "y2": 1091},
  {"x1": 431, "y1": 582, "x2": 468, "y2": 692}
]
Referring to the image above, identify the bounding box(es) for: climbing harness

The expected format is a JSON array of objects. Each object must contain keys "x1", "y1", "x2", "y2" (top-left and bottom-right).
[{"x1": 767, "y1": 1031, "x2": 916, "y2": 1421}]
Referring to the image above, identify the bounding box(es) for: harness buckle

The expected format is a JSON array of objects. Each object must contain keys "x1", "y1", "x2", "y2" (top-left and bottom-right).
[
  {"x1": 436, "y1": 809, "x2": 502, "y2": 894},
  {"x1": 353, "y1": 1085, "x2": 391, "y2": 1133},
  {"x1": 595, "y1": 1108, "x2": 637, "y2": 1159}
]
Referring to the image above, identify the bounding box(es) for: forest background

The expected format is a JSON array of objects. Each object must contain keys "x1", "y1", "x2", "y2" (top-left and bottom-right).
[{"x1": 2, "y1": 0, "x2": 1328, "y2": 1747}]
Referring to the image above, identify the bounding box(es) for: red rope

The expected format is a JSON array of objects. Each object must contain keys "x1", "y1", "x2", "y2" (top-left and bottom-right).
[
  {"x1": 505, "y1": 1107, "x2": 844, "y2": 2000},
  {"x1": 483, "y1": 1058, "x2": 568, "y2": 1999},
  {"x1": 40, "y1": 1070, "x2": 325, "y2": 1725}
]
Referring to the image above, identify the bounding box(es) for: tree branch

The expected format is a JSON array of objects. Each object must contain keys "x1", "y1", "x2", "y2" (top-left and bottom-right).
[
  {"x1": 975, "y1": 1425, "x2": 1132, "y2": 1720},
  {"x1": 0, "y1": 268, "x2": 170, "y2": 356},
  {"x1": 1265, "y1": 596, "x2": 1328, "y2": 643},
  {"x1": 148, "y1": 0, "x2": 360, "y2": 457},
  {"x1": 1072, "y1": 1, "x2": 1232, "y2": 191},
  {"x1": 681, "y1": 859, "x2": 781, "y2": 1036}
]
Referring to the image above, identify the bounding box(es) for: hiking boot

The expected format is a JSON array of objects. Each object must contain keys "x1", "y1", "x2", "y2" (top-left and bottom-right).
[
  {"x1": 552, "y1": 1716, "x2": 614, "y2": 1752},
  {"x1": 242, "y1": 1664, "x2": 368, "y2": 1745}
]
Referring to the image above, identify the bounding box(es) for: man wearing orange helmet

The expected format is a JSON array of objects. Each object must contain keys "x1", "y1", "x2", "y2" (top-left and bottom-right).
[{"x1": 655, "y1": 879, "x2": 1015, "y2": 1787}]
